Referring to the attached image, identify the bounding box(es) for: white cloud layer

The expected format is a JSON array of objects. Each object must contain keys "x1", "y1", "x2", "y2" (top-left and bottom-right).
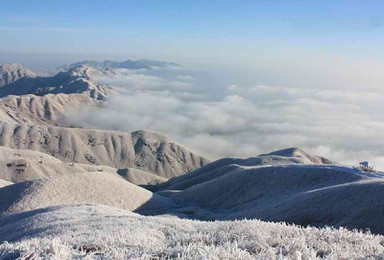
[{"x1": 64, "y1": 68, "x2": 384, "y2": 170}]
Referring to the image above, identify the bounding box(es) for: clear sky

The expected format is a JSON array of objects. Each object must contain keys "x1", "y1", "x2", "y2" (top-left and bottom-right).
[{"x1": 1, "y1": 0, "x2": 384, "y2": 90}]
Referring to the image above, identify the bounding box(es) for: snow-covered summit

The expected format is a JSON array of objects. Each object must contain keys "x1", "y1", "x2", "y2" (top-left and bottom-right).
[
  {"x1": 154, "y1": 147, "x2": 336, "y2": 191},
  {"x1": 260, "y1": 147, "x2": 335, "y2": 164}
]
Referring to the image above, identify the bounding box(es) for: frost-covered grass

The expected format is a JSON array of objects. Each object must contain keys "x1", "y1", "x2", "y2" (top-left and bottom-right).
[{"x1": 1, "y1": 204, "x2": 384, "y2": 259}]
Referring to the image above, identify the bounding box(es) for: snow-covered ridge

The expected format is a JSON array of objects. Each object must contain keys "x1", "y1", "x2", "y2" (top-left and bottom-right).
[
  {"x1": 0, "y1": 63, "x2": 36, "y2": 87},
  {"x1": 150, "y1": 148, "x2": 384, "y2": 234},
  {"x1": 1, "y1": 145, "x2": 384, "y2": 258},
  {"x1": 0, "y1": 124, "x2": 210, "y2": 178},
  {"x1": 0, "y1": 64, "x2": 109, "y2": 100},
  {"x1": 154, "y1": 147, "x2": 336, "y2": 191},
  {"x1": 0, "y1": 93, "x2": 102, "y2": 126}
]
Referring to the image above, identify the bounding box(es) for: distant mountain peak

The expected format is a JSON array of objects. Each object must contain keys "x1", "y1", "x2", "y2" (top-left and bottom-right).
[
  {"x1": 0, "y1": 63, "x2": 109, "y2": 100},
  {"x1": 261, "y1": 147, "x2": 307, "y2": 157},
  {"x1": 260, "y1": 147, "x2": 335, "y2": 164},
  {"x1": 58, "y1": 59, "x2": 180, "y2": 71}
]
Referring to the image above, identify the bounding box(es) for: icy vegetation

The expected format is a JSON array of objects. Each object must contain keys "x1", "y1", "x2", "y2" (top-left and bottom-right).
[{"x1": 1, "y1": 204, "x2": 384, "y2": 259}]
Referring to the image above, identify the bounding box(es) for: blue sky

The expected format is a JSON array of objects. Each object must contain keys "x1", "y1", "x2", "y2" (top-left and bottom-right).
[
  {"x1": 1, "y1": 0, "x2": 384, "y2": 89},
  {"x1": 2, "y1": 1, "x2": 384, "y2": 56}
]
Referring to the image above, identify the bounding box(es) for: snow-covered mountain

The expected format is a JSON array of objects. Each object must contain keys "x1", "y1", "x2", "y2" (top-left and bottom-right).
[
  {"x1": 0, "y1": 60, "x2": 384, "y2": 259},
  {"x1": 58, "y1": 59, "x2": 180, "y2": 71},
  {"x1": 0, "y1": 65, "x2": 109, "y2": 100},
  {"x1": 0, "y1": 124, "x2": 210, "y2": 178},
  {"x1": 0, "y1": 146, "x2": 118, "y2": 183},
  {"x1": 149, "y1": 148, "x2": 384, "y2": 234},
  {"x1": 154, "y1": 147, "x2": 335, "y2": 191},
  {"x1": 0, "y1": 93, "x2": 102, "y2": 126},
  {"x1": 0, "y1": 63, "x2": 36, "y2": 87}
]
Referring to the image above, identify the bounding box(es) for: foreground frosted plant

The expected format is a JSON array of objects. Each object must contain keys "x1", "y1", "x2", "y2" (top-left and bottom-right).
[{"x1": 1, "y1": 204, "x2": 384, "y2": 259}]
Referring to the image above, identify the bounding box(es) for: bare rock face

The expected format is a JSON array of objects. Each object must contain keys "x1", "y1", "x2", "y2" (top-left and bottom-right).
[
  {"x1": 0, "y1": 124, "x2": 210, "y2": 178},
  {"x1": 0, "y1": 63, "x2": 36, "y2": 87}
]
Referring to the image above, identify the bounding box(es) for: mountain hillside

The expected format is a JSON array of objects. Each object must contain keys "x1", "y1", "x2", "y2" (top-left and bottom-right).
[
  {"x1": 0, "y1": 124, "x2": 209, "y2": 178},
  {"x1": 169, "y1": 164, "x2": 384, "y2": 234},
  {"x1": 117, "y1": 168, "x2": 167, "y2": 186},
  {"x1": 0, "y1": 146, "x2": 119, "y2": 183},
  {"x1": 0, "y1": 93, "x2": 102, "y2": 126},
  {"x1": 0, "y1": 63, "x2": 36, "y2": 87},
  {"x1": 155, "y1": 147, "x2": 335, "y2": 191},
  {"x1": 0, "y1": 171, "x2": 175, "y2": 217}
]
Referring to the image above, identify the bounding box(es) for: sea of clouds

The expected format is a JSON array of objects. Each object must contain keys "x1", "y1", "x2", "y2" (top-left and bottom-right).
[{"x1": 64, "y1": 66, "x2": 384, "y2": 169}]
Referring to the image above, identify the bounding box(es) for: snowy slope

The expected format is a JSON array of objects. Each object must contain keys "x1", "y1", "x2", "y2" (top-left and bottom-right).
[
  {"x1": 0, "y1": 146, "x2": 119, "y2": 183},
  {"x1": 0, "y1": 93, "x2": 102, "y2": 126},
  {"x1": 0, "y1": 204, "x2": 383, "y2": 259},
  {"x1": 0, "y1": 63, "x2": 36, "y2": 88},
  {"x1": 117, "y1": 168, "x2": 167, "y2": 186},
  {"x1": 0, "y1": 179, "x2": 13, "y2": 188},
  {"x1": 0, "y1": 171, "x2": 174, "y2": 217},
  {"x1": 0, "y1": 124, "x2": 209, "y2": 178},
  {"x1": 171, "y1": 164, "x2": 384, "y2": 233},
  {"x1": 155, "y1": 147, "x2": 335, "y2": 191}
]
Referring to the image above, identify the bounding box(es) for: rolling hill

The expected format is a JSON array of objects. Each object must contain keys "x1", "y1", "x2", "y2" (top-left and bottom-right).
[
  {"x1": 0, "y1": 171, "x2": 174, "y2": 217},
  {"x1": 162, "y1": 162, "x2": 384, "y2": 234},
  {"x1": 154, "y1": 147, "x2": 335, "y2": 191}
]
